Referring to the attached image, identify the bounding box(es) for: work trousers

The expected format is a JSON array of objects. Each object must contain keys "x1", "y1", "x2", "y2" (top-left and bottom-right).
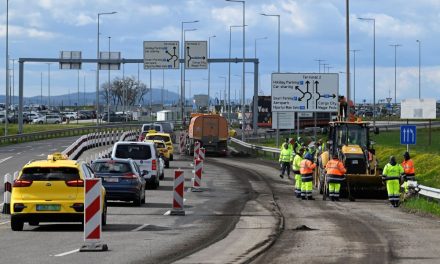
[
  {"x1": 386, "y1": 179, "x2": 400, "y2": 202},
  {"x1": 294, "y1": 173, "x2": 302, "y2": 196},
  {"x1": 329, "y1": 183, "x2": 341, "y2": 198},
  {"x1": 301, "y1": 174, "x2": 313, "y2": 198},
  {"x1": 280, "y1": 162, "x2": 291, "y2": 177},
  {"x1": 404, "y1": 174, "x2": 415, "y2": 193}
]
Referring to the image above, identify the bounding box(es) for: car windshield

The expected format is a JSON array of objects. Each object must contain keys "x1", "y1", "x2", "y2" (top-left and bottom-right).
[
  {"x1": 142, "y1": 124, "x2": 153, "y2": 132},
  {"x1": 114, "y1": 144, "x2": 152, "y2": 160},
  {"x1": 146, "y1": 135, "x2": 170, "y2": 143},
  {"x1": 336, "y1": 124, "x2": 368, "y2": 147},
  {"x1": 92, "y1": 161, "x2": 131, "y2": 174},
  {"x1": 21, "y1": 167, "x2": 80, "y2": 181}
]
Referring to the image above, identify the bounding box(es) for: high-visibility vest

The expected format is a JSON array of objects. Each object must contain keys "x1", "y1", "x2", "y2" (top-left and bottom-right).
[
  {"x1": 325, "y1": 159, "x2": 346, "y2": 176},
  {"x1": 401, "y1": 159, "x2": 415, "y2": 175},
  {"x1": 279, "y1": 148, "x2": 292, "y2": 162},
  {"x1": 383, "y1": 163, "x2": 404, "y2": 177},
  {"x1": 292, "y1": 155, "x2": 303, "y2": 174},
  {"x1": 300, "y1": 159, "x2": 316, "y2": 174},
  {"x1": 281, "y1": 142, "x2": 293, "y2": 152}
]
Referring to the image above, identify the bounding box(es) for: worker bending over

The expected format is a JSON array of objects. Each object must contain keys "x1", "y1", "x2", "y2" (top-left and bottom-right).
[
  {"x1": 401, "y1": 151, "x2": 415, "y2": 193},
  {"x1": 325, "y1": 153, "x2": 347, "y2": 201}
]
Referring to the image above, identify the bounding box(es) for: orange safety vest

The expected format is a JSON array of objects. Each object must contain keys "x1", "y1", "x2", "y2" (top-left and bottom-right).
[
  {"x1": 325, "y1": 159, "x2": 346, "y2": 176},
  {"x1": 402, "y1": 159, "x2": 415, "y2": 175},
  {"x1": 300, "y1": 159, "x2": 316, "y2": 175}
]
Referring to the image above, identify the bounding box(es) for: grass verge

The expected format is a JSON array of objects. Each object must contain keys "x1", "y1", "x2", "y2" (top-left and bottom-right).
[
  {"x1": 402, "y1": 196, "x2": 440, "y2": 218},
  {"x1": 0, "y1": 123, "x2": 96, "y2": 137}
]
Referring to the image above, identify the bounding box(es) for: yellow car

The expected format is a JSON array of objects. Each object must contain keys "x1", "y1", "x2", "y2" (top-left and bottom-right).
[
  {"x1": 144, "y1": 139, "x2": 170, "y2": 168},
  {"x1": 144, "y1": 130, "x2": 174, "y2": 161},
  {"x1": 10, "y1": 153, "x2": 107, "y2": 231}
]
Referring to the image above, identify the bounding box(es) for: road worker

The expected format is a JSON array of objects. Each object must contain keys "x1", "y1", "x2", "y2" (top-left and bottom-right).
[
  {"x1": 382, "y1": 156, "x2": 404, "y2": 207},
  {"x1": 300, "y1": 153, "x2": 316, "y2": 200},
  {"x1": 295, "y1": 137, "x2": 304, "y2": 154},
  {"x1": 281, "y1": 137, "x2": 293, "y2": 151},
  {"x1": 325, "y1": 153, "x2": 346, "y2": 201},
  {"x1": 279, "y1": 143, "x2": 293, "y2": 179},
  {"x1": 401, "y1": 151, "x2": 415, "y2": 193},
  {"x1": 292, "y1": 148, "x2": 305, "y2": 198}
]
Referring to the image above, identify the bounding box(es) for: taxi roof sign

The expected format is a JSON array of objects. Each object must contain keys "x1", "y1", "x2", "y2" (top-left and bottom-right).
[{"x1": 48, "y1": 152, "x2": 68, "y2": 161}]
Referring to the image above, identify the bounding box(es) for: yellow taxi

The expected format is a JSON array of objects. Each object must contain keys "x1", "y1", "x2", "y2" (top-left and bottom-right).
[
  {"x1": 144, "y1": 139, "x2": 170, "y2": 168},
  {"x1": 144, "y1": 130, "x2": 174, "y2": 161},
  {"x1": 10, "y1": 153, "x2": 107, "y2": 231}
]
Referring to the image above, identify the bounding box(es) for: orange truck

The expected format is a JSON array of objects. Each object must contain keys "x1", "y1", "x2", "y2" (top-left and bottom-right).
[{"x1": 186, "y1": 114, "x2": 228, "y2": 155}]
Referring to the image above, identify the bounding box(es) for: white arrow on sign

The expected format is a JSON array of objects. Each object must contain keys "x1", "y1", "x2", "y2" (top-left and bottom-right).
[
  {"x1": 409, "y1": 129, "x2": 414, "y2": 142},
  {"x1": 403, "y1": 129, "x2": 407, "y2": 142}
]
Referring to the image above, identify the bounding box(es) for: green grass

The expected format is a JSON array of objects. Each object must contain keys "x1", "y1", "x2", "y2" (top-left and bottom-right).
[
  {"x1": 402, "y1": 196, "x2": 440, "y2": 218},
  {"x1": 0, "y1": 123, "x2": 96, "y2": 137}
]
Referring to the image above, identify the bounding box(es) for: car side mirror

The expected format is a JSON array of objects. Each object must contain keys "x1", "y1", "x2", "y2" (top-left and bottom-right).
[{"x1": 142, "y1": 170, "x2": 148, "y2": 176}]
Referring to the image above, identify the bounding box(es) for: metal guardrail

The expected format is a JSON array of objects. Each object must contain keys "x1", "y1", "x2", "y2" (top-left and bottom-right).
[{"x1": 232, "y1": 137, "x2": 440, "y2": 201}]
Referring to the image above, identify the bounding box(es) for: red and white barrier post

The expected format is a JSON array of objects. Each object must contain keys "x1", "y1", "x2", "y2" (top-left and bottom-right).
[
  {"x1": 199, "y1": 148, "x2": 206, "y2": 172},
  {"x1": 193, "y1": 141, "x2": 200, "y2": 160},
  {"x1": 179, "y1": 132, "x2": 186, "y2": 154},
  {"x1": 2, "y1": 173, "x2": 12, "y2": 214},
  {"x1": 191, "y1": 158, "x2": 203, "y2": 192},
  {"x1": 80, "y1": 178, "x2": 108, "y2": 252},
  {"x1": 170, "y1": 170, "x2": 185, "y2": 216}
]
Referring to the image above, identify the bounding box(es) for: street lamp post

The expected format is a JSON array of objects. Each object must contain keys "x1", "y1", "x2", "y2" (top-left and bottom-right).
[
  {"x1": 350, "y1": 49, "x2": 360, "y2": 106},
  {"x1": 314, "y1": 59, "x2": 325, "y2": 73},
  {"x1": 185, "y1": 80, "x2": 192, "y2": 106},
  {"x1": 77, "y1": 69, "x2": 80, "y2": 124},
  {"x1": 219, "y1": 76, "x2": 227, "y2": 113},
  {"x1": 46, "y1": 63, "x2": 51, "y2": 109},
  {"x1": 180, "y1": 20, "x2": 199, "y2": 124},
  {"x1": 208, "y1": 35, "x2": 216, "y2": 109},
  {"x1": 254, "y1": 37, "x2": 267, "y2": 59},
  {"x1": 260, "y1": 13, "x2": 280, "y2": 72},
  {"x1": 416, "y1": 40, "x2": 421, "y2": 99},
  {"x1": 358, "y1": 17, "x2": 376, "y2": 127},
  {"x1": 40, "y1": 72, "x2": 43, "y2": 105},
  {"x1": 97, "y1": 11, "x2": 117, "y2": 125},
  {"x1": 389, "y1": 45, "x2": 401, "y2": 105},
  {"x1": 228, "y1": 25, "x2": 245, "y2": 123},
  {"x1": 4, "y1": 0, "x2": 9, "y2": 136},
  {"x1": 107, "y1": 36, "x2": 111, "y2": 123},
  {"x1": 226, "y1": 0, "x2": 245, "y2": 140}
]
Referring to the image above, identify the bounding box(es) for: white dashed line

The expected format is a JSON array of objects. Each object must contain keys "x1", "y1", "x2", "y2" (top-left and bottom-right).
[
  {"x1": 0, "y1": 156, "x2": 13, "y2": 164},
  {"x1": 53, "y1": 248, "x2": 80, "y2": 257},
  {"x1": 164, "y1": 210, "x2": 171, "y2": 215},
  {"x1": 0, "y1": 221, "x2": 10, "y2": 225}
]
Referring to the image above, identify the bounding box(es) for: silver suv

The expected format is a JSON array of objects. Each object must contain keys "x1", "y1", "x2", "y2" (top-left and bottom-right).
[{"x1": 32, "y1": 114, "x2": 62, "y2": 124}]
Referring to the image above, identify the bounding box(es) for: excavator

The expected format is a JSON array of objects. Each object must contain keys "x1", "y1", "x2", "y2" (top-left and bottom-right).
[{"x1": 316, "y1": 97, "x2": 386, "y2": 200}]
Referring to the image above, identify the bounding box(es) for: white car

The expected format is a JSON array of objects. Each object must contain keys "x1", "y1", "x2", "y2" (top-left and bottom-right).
[
  {"x1": 63, "y1": 112, "x2": 78, "y2": 120},
  {"x1": 111, "y1": 141, "x2": 164, "y2": 189},
  {"x1": 32, "y1": 114, "x2": 62, "y2": 124}
]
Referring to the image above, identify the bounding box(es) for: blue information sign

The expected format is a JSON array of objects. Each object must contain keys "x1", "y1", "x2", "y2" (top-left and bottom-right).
[{"x1": 400, "y1": 125, "x2": 416, "y2": 145}]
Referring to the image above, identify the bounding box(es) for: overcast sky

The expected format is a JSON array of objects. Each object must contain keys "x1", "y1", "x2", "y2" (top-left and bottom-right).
[{"x1": 1, "y1": 0, "x2": 440, "y2": 104}]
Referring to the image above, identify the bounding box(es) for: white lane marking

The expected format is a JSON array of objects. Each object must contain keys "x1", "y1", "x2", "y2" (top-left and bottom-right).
[
  {"x1": 0, "y1": 221, "x2": 10, "y2": 225},
  {"x1": 17, "y1": 152, "x2": 22, "y2": 155},
  {"x1": 49, "y1": 148, "x2": 57, "y2": 151},
  {"x1": 164, "y1": 210, "x2": 171, "y2": 215},
  {"x1": 38, "y1": 153, "x2": 45, "y2": 157},
  {"x1": 0, "y1": 156, "x2": 13, "y2": 164},
  {"x1": 131, "y1": 224, "x2": 149, "y2": 232},
  {"x1": 53, "y1": 248, "x2": 80, "y2": 257}
]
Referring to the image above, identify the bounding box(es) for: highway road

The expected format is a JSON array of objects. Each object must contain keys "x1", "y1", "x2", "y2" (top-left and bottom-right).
[{"x1": 0, "y1": 137, "x2": 440, "y2": 263}]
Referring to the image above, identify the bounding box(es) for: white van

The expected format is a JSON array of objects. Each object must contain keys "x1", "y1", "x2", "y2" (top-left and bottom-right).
[{"x1": 111, "y1": 141, "x2": 164, "y2": 189}]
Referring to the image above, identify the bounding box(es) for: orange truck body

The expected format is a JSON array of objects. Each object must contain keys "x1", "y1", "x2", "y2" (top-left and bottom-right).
[{"x1": 187, "y1": 114, "x2": 228, "y2": 155}]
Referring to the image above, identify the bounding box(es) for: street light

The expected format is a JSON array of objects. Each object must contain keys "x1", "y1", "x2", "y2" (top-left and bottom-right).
[
  {"x1": 416, "y1": 39, "x2": 421, "y2": 99},
  {"x1": 358, "y1": 17, "x2": 376, "y2": 127},
  {"x1": 389, "y1": 44, "x2": 401, "y2": 105},
  {"x1": 234, "y1": 74, "x2": 242, "y2": 103},
  {"x1": 254, "y1": 37, "x2": 267, "y2": 59},
  {"x1": 181, "y1": 20, "x2": 199, "y2": 123},
  {"x1": 4, "y1": 0, "x2": 9, "y2": 136},
  {"x1": 350, "y1": 49, "x2": 360, "y2": 106},
  {"x1": 97, "y1": 11, "x2": 117, "y2": 125},
  {"x1": 314, "y1": 59, "x2": 326, "y2": 73},
  {"x1": 185, "y1": 80, "x2": 192, "y2": 106},
  {"x1": 229, "y1": 25, "x2": 246, "y2": 123},
  {"x1": 260, "y1": 13, "x2": 280, "y2": 72},
  {"x1": 107, "y1": 36, "x2": 111, "y2": 123},
  {"x1": 46, "y1": 63, "x2": 52, "y2": 109},
  {"x1": 219, "y1": 76, "x2": 227, "y2": 113},
  {"x1": 226, "y1": 0, "x2": 245, "y2": 141},
  {"x1": 208, "y1": 35, "x2": 216, "y2": 108}
]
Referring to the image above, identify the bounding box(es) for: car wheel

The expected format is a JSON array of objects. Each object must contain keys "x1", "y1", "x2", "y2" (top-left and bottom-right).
[
  {"x1": 39, "y1": 121, "x2": 43, "y2": 124},
  {"x1": 28, "y1": 221, "x2": 39, "y2": 226},
  {"x1": 170, "y1": 154, "x2": 174, "y2": 161},
  {"x1": 101, "y1": 200, "x2": 107, "y2": 226},
  {"x1": 11, "y1": 217, "x2": 24, "y2": 231},
  {"x1": 141, "y1": 188, "x2": 146, "y2": 204},
  {"x1": 54, "y1": 121, "x2": 59, "y2": 124},
  {"x1": 133, "y1": 194, "x2": 142, "y2": 206}
]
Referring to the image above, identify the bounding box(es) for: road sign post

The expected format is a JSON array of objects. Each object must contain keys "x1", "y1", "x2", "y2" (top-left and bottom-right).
[{"x1": 400, "y1": 125, "x2": 416, "y2": 152}]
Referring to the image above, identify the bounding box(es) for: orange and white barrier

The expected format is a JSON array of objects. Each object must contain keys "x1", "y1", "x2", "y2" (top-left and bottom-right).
[
  {"x1": 191, "y1": 158, "x2": 203, "y2": 192},
  {"x1": 179, "y1": 132, "x2": 186, "y2": 154},
  {"x1": 2, "y1": 173, "x2": 12, "y2": 214},
  {"x1": 80, "y1": 178, "x2": 108, "y2": 252},
  {"x1": 170, "y1": 170, "x2": 185, "y2": 216}
]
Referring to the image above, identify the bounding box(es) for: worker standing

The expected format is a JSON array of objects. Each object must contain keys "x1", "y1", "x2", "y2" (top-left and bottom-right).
[
  {"x1": 279, "y1": 143, "x2": 292, "y2": 179},
  {"x1": 401, "y1": 151, "x2": 415, "y2": 193},
  {"x1": 382, "y1": 156, "x2": 404, "y2": 207},
  {"x1": 300, "y1": 153, "x2": 316, "y2": 200},
  {"x1": 325, "y1": 153, "x2": 347, "y2": 201},
  {"x1": 292, "y1": 148, "x2": 305, "y2": 198}
]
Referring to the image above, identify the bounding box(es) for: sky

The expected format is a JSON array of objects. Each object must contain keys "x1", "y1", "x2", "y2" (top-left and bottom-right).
[{"x1": 1, "y1": 0, "x2": 440, "y2": 105}]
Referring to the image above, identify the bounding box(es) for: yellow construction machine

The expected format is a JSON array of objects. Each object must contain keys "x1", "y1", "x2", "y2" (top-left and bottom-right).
[{"x1": 317, "y1": 121, "x2": 385, "y2": 200}]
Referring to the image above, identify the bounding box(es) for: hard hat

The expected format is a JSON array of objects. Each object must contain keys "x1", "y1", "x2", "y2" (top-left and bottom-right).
[{"x1": 304, "y1": 153, "x2": 313, "y2": 161}]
